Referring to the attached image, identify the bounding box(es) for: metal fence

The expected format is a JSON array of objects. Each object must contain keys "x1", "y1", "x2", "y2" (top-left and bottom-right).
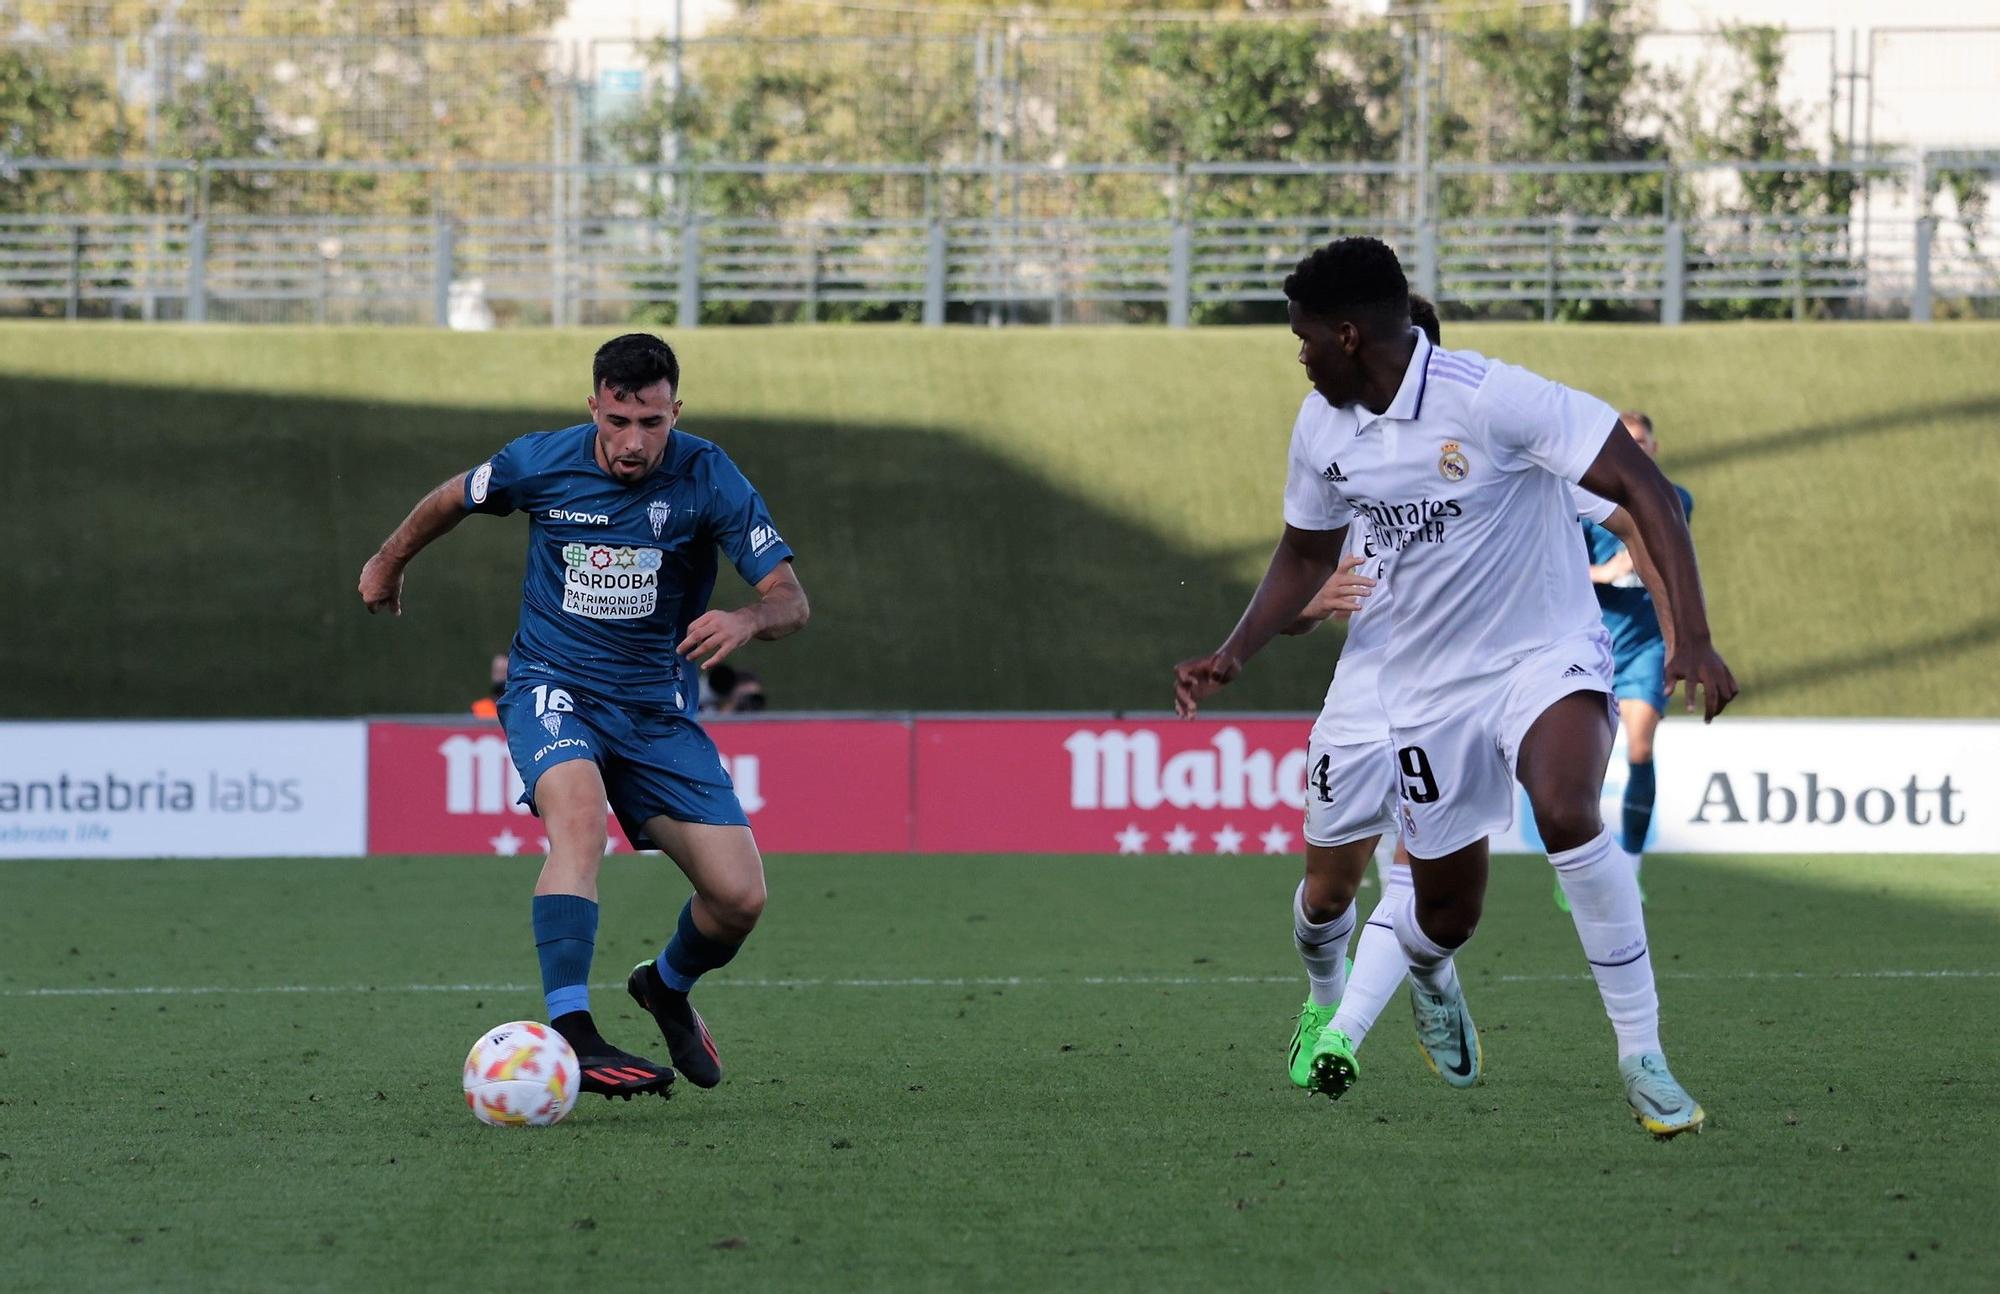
[
  {"x1": 4, "y1": 20, "x2": 1990, "y2": 171},
  {"x1": 2, "y1": 156, "x2": 1992, "y2": 327}
]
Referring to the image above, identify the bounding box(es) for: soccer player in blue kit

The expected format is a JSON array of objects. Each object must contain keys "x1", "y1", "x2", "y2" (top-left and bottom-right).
[
  {"x1": 359, "y1": 333, "x2": 809, "y2": 1100},
  {"x1": 1566, "y1": 410, "x2": 1693, "y2": 904}
]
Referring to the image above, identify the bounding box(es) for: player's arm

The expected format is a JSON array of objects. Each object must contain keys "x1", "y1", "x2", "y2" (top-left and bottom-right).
[
  {"x1": 1280, "y1": 553, "x2": 1375, "y2": 635},
  {"x1": 1588, "y1": 546, "x2": 1635, "y2": 586},
  {"x1": 680, "y1": 561, "x2": 809, "y2": 670},
  {"x1": 1578, "y1": 430, "x2": 1734, "y2": 719},
  {"x1": 1599, "y1": 506, "x2": 1674, "y2": 654},
  {"x1": 358, "y1": 472, "x2": 472, "y2": 616},
  {"x1": 1175, "y1": 523, "x2": 1348, "y2": 716}
]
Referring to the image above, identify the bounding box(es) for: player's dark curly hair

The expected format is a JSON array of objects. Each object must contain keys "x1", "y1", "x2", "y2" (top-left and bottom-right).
[
  {"x1": 593, "y1": 332, "x2": 680, "y2": 398},
  {"x1": 1409, "y1": 293, "x2": 1441, "y2": 345},
  {"x1": 1283, "y1": 237, "x2": 1410, "y2": 333}
]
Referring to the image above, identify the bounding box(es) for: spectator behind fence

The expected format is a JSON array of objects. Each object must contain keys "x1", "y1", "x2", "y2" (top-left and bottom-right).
[
  {"x1": 470, "y1": 652, "x2": 509, "y2": 720},
  {"x1": 700, "y1": 663, "x2": 767, "y2": 714}
]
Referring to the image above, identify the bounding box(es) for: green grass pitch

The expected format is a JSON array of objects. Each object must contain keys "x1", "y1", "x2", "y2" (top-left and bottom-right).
[{"x1": 4, "y1": 853, "x2": 1997, "y2": 1292}]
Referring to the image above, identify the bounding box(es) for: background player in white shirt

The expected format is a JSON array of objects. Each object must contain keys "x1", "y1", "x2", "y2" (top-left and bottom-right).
[
  {"x1": 1281, "y1": 297, "x2": 1677, "y2": 1103},
  {"x1": 1178, "y1": 238, "x2": 1735, "y2": 1137}
]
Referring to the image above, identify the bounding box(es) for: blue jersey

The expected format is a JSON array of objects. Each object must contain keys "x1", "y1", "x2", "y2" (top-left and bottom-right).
[
  {"x1": 464, "y1": 423, "x2": 793, "y2": 713},
  {"x1": 1581, "y1": 482, "x2": 1692, "y2": 658}
]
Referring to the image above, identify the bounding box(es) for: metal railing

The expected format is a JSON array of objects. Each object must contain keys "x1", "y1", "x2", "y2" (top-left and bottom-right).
[{"x1": 1, "y1": 157, "x2": 1992, "y2": 327}]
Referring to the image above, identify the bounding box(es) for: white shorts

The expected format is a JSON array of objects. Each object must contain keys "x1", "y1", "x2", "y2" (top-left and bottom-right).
[
  {"x1": 1390, "y1": 631, "x2": 1617, "y2": 858},
  {"x1": 1302, "y1": 735, "x2": 1399, "y2": 849}
]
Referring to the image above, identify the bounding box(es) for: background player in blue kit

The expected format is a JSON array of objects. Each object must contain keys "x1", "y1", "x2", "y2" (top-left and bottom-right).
[
  {"x1": 358, "y1": 333, "x2": 809, "y2": 1100},
  {"x1": 1571, "y1": 410, "x2": 1692, "y2": 902}
]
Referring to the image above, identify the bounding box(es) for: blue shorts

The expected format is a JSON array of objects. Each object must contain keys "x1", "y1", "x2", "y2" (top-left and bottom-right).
[
  {"x1": 1611, "y1": 636, "x2": 1669, "y2": 715},
  {"x1": 497, "y1": 679, "x2": 748, "y2": 849}
]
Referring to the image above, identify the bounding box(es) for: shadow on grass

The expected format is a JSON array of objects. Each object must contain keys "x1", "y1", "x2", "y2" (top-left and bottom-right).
[
  {"x1": 1674, "y1": 395, "x2": 2000, "y2": 472},
  {"x1": 1741, "y1": 614, "x2": 2000, "y2": 704},
  {"x1": 0, "y1": 377, "x2": 1341, "y2": 717}
]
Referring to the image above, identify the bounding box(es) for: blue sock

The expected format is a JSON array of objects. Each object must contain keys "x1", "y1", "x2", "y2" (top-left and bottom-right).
[
  {"x1": 1621, "y1": 760, "x2": 1657, "y2": 855},
  {"x1": 532, "y1": 893, "x2": 598, "y2": 1020},
  {"x1": 655, "y1": 899, "x2": 742, "y2": 993}
]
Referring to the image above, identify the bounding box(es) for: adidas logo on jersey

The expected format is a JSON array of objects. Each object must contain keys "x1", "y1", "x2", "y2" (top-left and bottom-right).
[
  {"x1": 1321, "y1": 461, "x2": 1348, "y2": 483},
  {"x1": 1561, "y1": 663, "x2": 1589, "y2": 679}
]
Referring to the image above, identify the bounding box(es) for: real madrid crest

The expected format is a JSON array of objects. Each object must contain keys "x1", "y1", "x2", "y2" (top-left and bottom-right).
[{"x1": 1438, "y1": 441, "x2": 1470, "y2": 482}]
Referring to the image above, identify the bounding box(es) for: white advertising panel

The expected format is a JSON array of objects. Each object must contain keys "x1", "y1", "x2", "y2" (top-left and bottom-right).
[
  {"x1": 1498, "y1": 719, "x2": 1998, "y2": 855},
  {"x1": 0, "y1": 722, "x2": 367, "y2": 858}
]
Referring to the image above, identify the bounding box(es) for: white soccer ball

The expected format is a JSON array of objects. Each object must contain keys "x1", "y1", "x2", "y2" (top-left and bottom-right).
[{"x1": 462, "y1": 1020, "x2": 580, "y2": 1128}]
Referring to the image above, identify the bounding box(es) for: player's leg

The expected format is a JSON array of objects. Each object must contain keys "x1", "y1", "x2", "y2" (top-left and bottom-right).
[
  {"x1": 1619, "y1": 684, "x2": 1663, "y2": 863},
  {"x1": 1328, "y1": 836, "x2": 1412, "y2": 1050},
  {"x1": 604, "y1": 713, "x2": 763, "y2": 1089},
  {"x1": 627, "y1": 816, "x2": 763, "y2": 1088},
  {"x1": 1397, "y1": 837, "x2": 1488, "y2": 1088},
  {"x1": 524, "y1": 757, "x2": 676, "y2": 1099},
  {"x1": 1291, "y1": 737, "x2": 1399, "y2": 1095},
  {"x1": 1290, "y1": 834, "x2": 1373, "y2": 1095},
  {"x1": 1515, "y1": 685, "x2": 1703, "y2": 1136},
  {"x1": 1388, "y1": 717, "x2": 1507, "y2": 1089}
]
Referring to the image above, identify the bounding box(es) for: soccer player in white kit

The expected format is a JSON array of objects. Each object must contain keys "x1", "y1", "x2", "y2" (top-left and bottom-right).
[
  {"x1": 1281, "y1": 298, "x2": 1677, "y2": 1101},
  {"x1": 1179, "y1": 238, "x2": 1735, "y2": 1137}
]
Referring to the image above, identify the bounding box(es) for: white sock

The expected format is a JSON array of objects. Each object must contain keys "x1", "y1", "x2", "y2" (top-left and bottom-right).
[
  {"x1": 1293, "y1": 880, "x2": 1355, "y2": 1008},
  {"x1": 1331, "y1": 858, "x2": 1411, "y2": 1046},
  {"x1": 1551, "y1": 827, "x2": 1663, "y2": 1059},
  {"x1": 1392, "y1": 884, "x2": 1462, "y2": 1000}
]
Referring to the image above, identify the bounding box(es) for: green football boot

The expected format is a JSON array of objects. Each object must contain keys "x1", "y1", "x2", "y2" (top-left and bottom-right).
[
  {"x1": 1286, "y1": 1002, "x2": 1338, "y2": 1088},
  {"x1": 1305, "y1": 1027, "x2": 1361, "y2": 1100}
]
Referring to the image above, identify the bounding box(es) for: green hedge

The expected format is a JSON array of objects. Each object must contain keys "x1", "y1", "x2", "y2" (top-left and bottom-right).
[{"x1": 3, "y1": 321, "x2": 1995, "y2": 718}]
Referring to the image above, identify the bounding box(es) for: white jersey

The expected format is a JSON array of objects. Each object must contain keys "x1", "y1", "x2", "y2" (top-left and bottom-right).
[
  {"x1": 1310, "y1": 519, "x2": 1392, "y2": 747},
  {"x1": 1283, "y1": 346, "x2": 1621, "y2": 728}
]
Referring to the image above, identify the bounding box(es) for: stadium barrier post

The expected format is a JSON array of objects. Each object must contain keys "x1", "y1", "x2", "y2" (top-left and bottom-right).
[
  {"x1": 432, "y1": 219, "x2": 455, "y2": 328},
  {"x1": 1661, "y1": 221, "x2": 1684, "y2": 325},
  {"x1": 1416, "y1": 222, "x2": 1439, "y2": 302},
  {"x1": 66, "y1": 223, "x2": 83, "y2": 320},
  {"x1": 187, "y1": 218, "x2": 207, "y2": 324},
  {"x1": 678, "y1": 219, "x2": 701, "y2": 329},
  {"x1": 1912, "y1": 218, "x2": 1934, "y2": 322},
  {"x1": 1168, "y1": 223, "x2": 1190, "y2": 328},
  {"x1": 1791, "y1": 225, "x2": 1808, "y2": 321},
  {"x1": 924, "y1": 221, "x2": 947, "y2": 326},
  {"x1": 805, "y1": 225, "x2": 820, "y2": 324}
]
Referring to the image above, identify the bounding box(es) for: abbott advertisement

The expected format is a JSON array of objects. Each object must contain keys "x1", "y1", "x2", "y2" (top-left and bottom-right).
[{"x1": 0, "y1": 722, "x2": 367, "y2": 858}]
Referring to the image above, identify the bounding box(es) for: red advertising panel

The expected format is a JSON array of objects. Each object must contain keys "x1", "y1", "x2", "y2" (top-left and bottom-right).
[
  {"x1": 914, "y1": 718, "x2": 1313, "y2": 854},
  {"x1": 366, "y1": 719, "x2": 911, "y2": 855}
]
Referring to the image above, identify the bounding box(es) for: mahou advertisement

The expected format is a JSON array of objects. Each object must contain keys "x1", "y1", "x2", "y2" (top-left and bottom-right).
[{"x1": 915, "y1": 719, "x2": 1321, "y2": 855}]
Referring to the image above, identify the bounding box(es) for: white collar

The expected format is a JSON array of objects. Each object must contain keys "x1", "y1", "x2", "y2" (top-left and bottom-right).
[{"x1": 1378, "y1": 326, "x2": 1431, "y2": 422}]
